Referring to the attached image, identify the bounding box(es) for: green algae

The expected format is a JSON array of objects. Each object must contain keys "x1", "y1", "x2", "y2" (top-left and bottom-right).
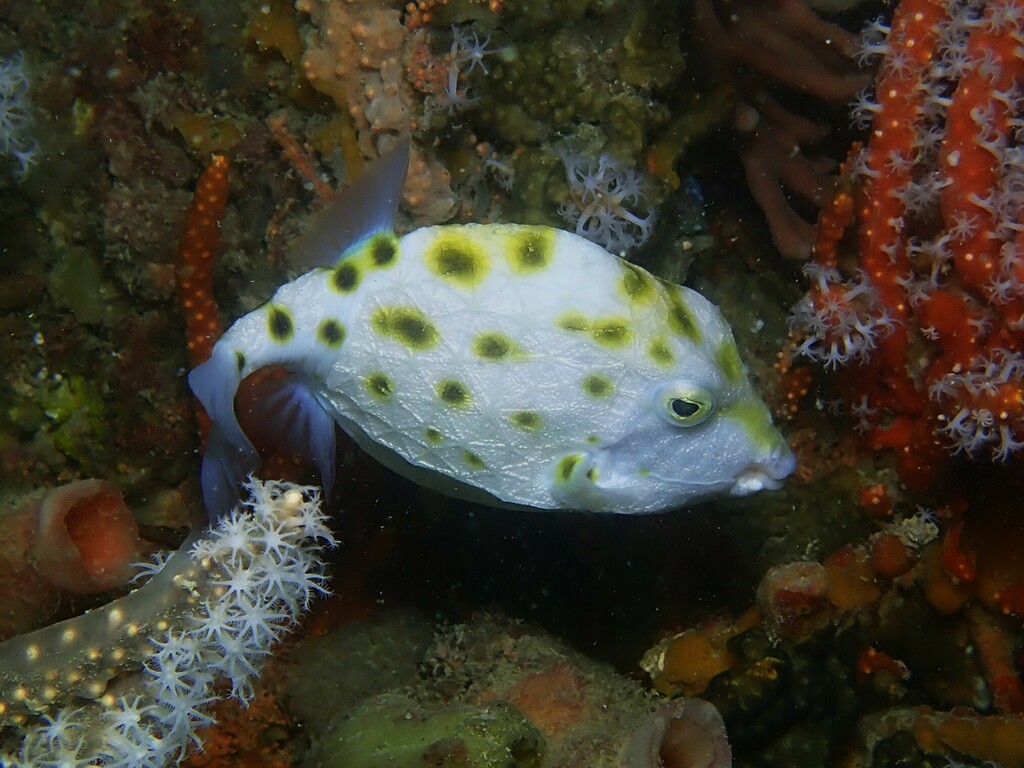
[
  {"x1": 47, "y1": 247, "x2": 127, "y2": 326},
  {"x1": 477, "y1": 22, "x2": 675, "y2": 158},
  {"x1": 619, "y1": 9, "x2": 685, "y2": 89},
  {"x1": 307, "y1": 694, "x2": 544, "y2": 768},
  {"x1": 12, "y1": 374, "x2": 115, "y2": 478}
]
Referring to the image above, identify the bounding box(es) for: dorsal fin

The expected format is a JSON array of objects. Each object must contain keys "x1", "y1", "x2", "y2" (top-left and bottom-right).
[{"x1": 288, "y1": 138, "x2": 411, "y2": 269}]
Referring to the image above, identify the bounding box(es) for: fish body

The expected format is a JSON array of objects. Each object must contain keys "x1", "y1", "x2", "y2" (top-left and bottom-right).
[{"x1": 190, "y1": 146, "x2": 794, "y2": 518}]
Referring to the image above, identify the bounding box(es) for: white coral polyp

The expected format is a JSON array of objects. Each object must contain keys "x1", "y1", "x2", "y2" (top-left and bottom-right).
[
  {"x1": 0, "y1": 52, "x2": 38, "y2": 178},
  {"x1": 559, "y1": 152, "x2": 657, "y2": 254}
]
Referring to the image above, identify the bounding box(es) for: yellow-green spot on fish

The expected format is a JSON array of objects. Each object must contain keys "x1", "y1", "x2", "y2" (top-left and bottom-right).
[
  {"x1": 332, "y1": 261, "x2": 360, "y2": 293},
  {"x1": 427, "y1": 234, "x2": 489, "y2": 287},
  {"x1": 190, "y1": 140, "x2": 794, "y2": 519},
  {"x1": 267, "y1": 305, "x2": 294, "y2": 343},
  {"x1": 620, "y1": 262, "x2": 654, "y2": 303},
  {"x1": 556, "y1": 311, "x2": 590, "y2": 333},
  {"x1": 365, "y1": 372, "x2": 394, "y2": 401},
  {"x1": 473, "y1": 331, "x2": 527, "y2": 361},
  {"x1": 509, "y1": 410, "x2": 542, "y2": 431},
  {"x1": 648, "y1": 337, "x2": 674, "y2": 367},
  {"x1": 507, "y1": 228, "x2": 553, "y2": 273},
  {"x1": 463, "y1": 450, "x2": 486, "y2": 469},
  {"x1": 371, "y1": 306, "x2": 439, "y2": 350},
  {"x1": 590, "y1": 317, "x2": 632, "y2": 349},
  {"x1": 437, "y1": 379, "x2": 471, "y2": 409},
  {"x1": 555, "y1": 454, "x2": 584, "y2": 483},
  {"x1": 716, "y1": 340, "x2": 744, "y2": 384},
  {"x1": 720, "y1": 401, "x2": 784, "y2": 454},
  {"x1": 666, "y1": 289, "x2": 701, "y2": 343},
  {"x1": 581, "y1": 374, "x2": 615, "y2": 399},
  {"x1": 368, "y1": 233, "x2": 398, "y2": 267},
  {"x1": 318, "y1": 318, "x2": 346, "y2": 349}
]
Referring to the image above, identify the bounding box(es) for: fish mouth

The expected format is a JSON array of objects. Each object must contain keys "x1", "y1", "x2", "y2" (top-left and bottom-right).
[{"x1": 730, "y1": 444, "x2": 796, "y2": 496}]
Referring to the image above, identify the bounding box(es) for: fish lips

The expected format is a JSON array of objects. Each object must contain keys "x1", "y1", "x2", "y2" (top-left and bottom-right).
[{"x1": 730, "y1": 444, "x2": 797, "y2": 496}]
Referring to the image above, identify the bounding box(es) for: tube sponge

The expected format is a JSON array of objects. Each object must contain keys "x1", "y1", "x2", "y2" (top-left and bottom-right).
[
  {"x1": 626, "y1": 698, "x2": 732, "y2": 768},
  {"x1": 31, "y1": 479, "x2": 142, "y2": 593}
]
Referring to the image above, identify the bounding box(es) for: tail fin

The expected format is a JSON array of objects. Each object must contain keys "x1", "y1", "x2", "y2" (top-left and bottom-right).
[
  {"x1": 256, "y1": 376, "x2": 337, "y2": 498},
  {"x1": 199, "y1": 423, "x2": 259, "y2": 521},
  {"x1": 190, "y1": 348, "x2": 338, "y2": 521},
  {"x1": 189, "y1": 346, "x2": 259, "y2": 520}
]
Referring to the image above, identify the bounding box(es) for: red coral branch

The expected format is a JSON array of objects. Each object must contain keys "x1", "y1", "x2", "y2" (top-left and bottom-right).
[
  {"x1": 791, "y1": 0, "x2": 1024, "y2": 483},
  {"x1": 176, "y1": 155, "x2": 230, "y2": 443}
]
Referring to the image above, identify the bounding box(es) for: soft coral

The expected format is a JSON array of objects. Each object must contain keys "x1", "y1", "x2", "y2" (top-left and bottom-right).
[
  {"x1": 558, "y1": 152, "x2": 656, "y2": 254},
  {"x1": 0, "y1": 52, "x2": 37, "y2": 178}
]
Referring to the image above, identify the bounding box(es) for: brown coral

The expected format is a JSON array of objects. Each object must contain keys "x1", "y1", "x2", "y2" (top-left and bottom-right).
[{"x1": 296, "y1": 0, "x2": 456, "y2": 222}]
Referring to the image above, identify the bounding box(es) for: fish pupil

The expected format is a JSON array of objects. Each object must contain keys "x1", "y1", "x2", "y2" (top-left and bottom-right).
[{"x1": 671, "y1": 398, "x2": 700, "y2": 418}]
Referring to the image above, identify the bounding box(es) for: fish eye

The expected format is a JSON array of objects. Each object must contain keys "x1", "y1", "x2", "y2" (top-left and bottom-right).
[{"x1": 656, "y1": 383, "x2": 715, "y2": 427}]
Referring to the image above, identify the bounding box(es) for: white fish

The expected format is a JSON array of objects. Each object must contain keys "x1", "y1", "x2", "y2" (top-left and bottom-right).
[{"x1": 190, "y1": 142, "x2": 794, "y2": 518}]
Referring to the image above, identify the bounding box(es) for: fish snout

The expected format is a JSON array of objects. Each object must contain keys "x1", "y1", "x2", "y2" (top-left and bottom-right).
[{"x1": 730, "y1": 440, "x2": 796, "y2": 496}]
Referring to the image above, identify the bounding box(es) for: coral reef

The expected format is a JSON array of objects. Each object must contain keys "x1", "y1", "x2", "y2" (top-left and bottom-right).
[
  {"x1": 274, "y1": 0, "x2": 697, "y2": 249},
  {"x1": 0, "y1": 0, "x2": 1020, "y2": 766},
  {"x1": 855, "y1": 708, "x2": 1024, "y2": 767},
  {"x1": 296, "y1": 0, "x2": 458, "y2": 222},
  {"x1": 310, "y1": 696, "x2": 544, "y2": 767},
  {"x1": 640, "y1": 489, "x2": 1024, "y2": 766},
  {"x1": 0, "y1": 5, "x2": 221, "y2": 493},
  {"x1": 626, "y1": 698, "x2": 732, "y2": 768}
]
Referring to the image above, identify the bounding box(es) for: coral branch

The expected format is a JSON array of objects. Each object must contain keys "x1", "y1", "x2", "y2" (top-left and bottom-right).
[
  {"x1": 266, "y1": 113, "x2": 336, "y2": 203},
  {"x1": 176, "y1": 155, "x2": 231, "y2": 446},
  {"x1": 694, "y1": 0, "x2": 868, "y2": 258},
  {"x1": 176, "y1": 155, "x2": 230, "y2": 371}
]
